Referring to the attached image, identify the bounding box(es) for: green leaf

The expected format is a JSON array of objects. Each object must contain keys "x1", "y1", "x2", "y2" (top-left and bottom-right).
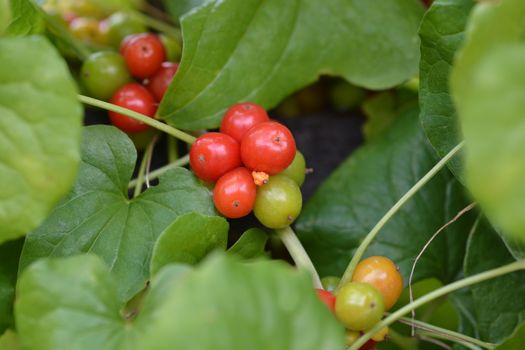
[
  {"x1": 464, "y1": 219, "x2": 525, "y2": 343},
  {"x1": 19, "y1": 125, "x2": 215, "y2": 301},
  {"x1": 150, "y1": 212, "x2": 228, "y2": 275},
  {"x1": 418, "y1": 0, "x2": 474, "y2": 180},
  {"x1": 16, "y1": 253, "x2": 345, "y2": 350},
  {"x1": 0, "y1": 36, "x2": 81, "y2": 244},
  {"x1": 227, "y1": 228, "x2": 268, "y2": 259},
  {"x1": 5, "y1": 0, "x2": 44, "y2": 36},
  {"x1": 451, "y1": 0, "x2": 525, "y2": 245},
  {"x1": 0, "y1": 239, "x2": 23, "y2": 334},
  {"x1": 138, "y1": 253, "x2": 345, "y2": 350},
  {"x1": 159, "y1": 0, "x2": 424, "y2": 130},
  {"x1": 495, "y1": 322, "x2": 525, "y2": 350},
  {"x1": 296, "y1": 108, "x2": 474, "y2": 284},
  {"x1": 0, "y1": 330, "x2": 20, "y2": 350},
  {"x1": 163, "y1": 0, "x2": 207, "y2": 22}
]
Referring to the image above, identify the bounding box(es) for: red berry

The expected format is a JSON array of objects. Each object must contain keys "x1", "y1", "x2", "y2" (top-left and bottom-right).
[
  {"x1": 213, "y1": 167, "x2": 256, "y2": 218},
  {"x1": 316, "y1": 289, "x2": 336, "y2": 313},
  {"x1": 240, "y1": 121, "x2": 296, "y2": 174},
  {"x1": 145, "y1": 62, "x2": 179, "y2": 102},
  {"x1": 190, "y1": 133, "x2": 241, "y2": 182},
  {"x1": 109, "y1": 83, "x2": 156, "y2": 133},
  {"x1": 220, "y1": 102, "x2": 270, "y2": 142},
  {"x1": 119, "y1": 34, "x2": 135, "y2": 55},
  {"x1": 360, "y1": 340, "x2": 377, "y2": 350},
  {"x1": 123, "y1": 33, "x2": 165, "y2": 78}
]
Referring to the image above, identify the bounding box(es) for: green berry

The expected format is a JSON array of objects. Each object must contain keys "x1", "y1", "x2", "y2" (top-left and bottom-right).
[
  {"x1": 105, "y1": 12, "x2": 146, "y2": 48},
  {"x1": 280, "y1": 150, "x2": 306, "y2": 186},
  {"x1": 335, "y1": 282, "x2": 384, "y2": 331},
  {"x1": 254, "y1": 175, "x2": 302, "y2": 229},
  {"x1": 81, "y1": 51, "x2": 131, "y2": 101}
]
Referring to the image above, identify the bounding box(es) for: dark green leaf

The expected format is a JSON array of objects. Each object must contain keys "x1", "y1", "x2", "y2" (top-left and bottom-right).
[
  {"x1": 451, "y1": 0, "x2": 525, "y2": 246},
  {"x1": 16, "y1": 253, "x2": 344, "y2": 350},
  {"x1": 464, "y1": 219, "x2": 525, "y2": 343},
  {"x1": 227, "y1": 228, "x2": 268, "y2": 259},
  {"x1": 494, "y1": 322, "x2": 525, "y2": 350},
  {"x1": 159, "y1": 0, "x2": 424, "y2": 130},
  {"x1": 5, "y1": 0, "x2": 44, "y2": 36},
  {"x1": 150, "y1": 212, "x2": 228, "y2": 275},
  {"x1": 0, "y1": 36, "x2": 82, "y2": 244},
  {"x1": 163, "y1": 0, "x2": 206, "y2": 22},
  {"x1": 296, "y1": 108, "x2": 474, "y2": 284},
  {"x1": 418, "y1": 0, "x2": 474, "y2": 179},
  {"x1": 19, "y1": 126, "x2": 215, "y2": 301},
  {"x1": 0, "y1": 239, "x2": 23, "y2": 334}
]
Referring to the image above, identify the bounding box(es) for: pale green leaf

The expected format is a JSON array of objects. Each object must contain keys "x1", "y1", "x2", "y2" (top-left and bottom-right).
[{"x1": 0, "y1": 36, "x2": 81, "y2": 244}]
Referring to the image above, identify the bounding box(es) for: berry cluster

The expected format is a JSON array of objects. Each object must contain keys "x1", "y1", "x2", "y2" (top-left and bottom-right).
[
  {"x1": 75, "y1": 13, "x2": 180, "y2": 134},
  {"x1": 316, "y1": 256, "x2": 403, "y2": 348},
  {"x1": 189, "y1": 102, "x2": 304, "y2": 228}
]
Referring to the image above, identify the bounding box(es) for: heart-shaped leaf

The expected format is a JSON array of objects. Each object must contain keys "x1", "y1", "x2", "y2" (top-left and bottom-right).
[
  {"x1": 150, "y1": 212, "x2": 229, "y2": 275},
  {"x1": 19, "y1": 125, "x2": 215, "y2": 301},
  {"x1": 418, "y1": 0, "x2": 474, "y2": 180},
  {"x1": 464, "y1": 218, "x2": 525, "y2": 343},
  {"x1": 0, "y1": 36, "x2": 81, "y2": 244},
  {"x1": 159, "y1": 0, "x2": 424, "y2": 130},
  {"x1": 451, "y1": 0, "x2": 525, "y2": 246},
  {"x1": 227, "y1": 228, "x2": 268, "y2": 259},
  {"x1": 0, "y1": 239, "x2": 23, "y2": 334},
  {"x1": 16, "y1": 253, "x2": 345, "y2": 350},
  {"x1": 163, "y1": 0, "x2": 206, "y2": 22},
  {"x1": 296, "y1": 108, "x2": 474, "y2": 284}
]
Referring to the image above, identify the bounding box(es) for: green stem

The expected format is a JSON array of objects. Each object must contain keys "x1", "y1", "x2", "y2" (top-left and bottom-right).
[
  {"x1": 78, "y1": 95, "x2": 196, "y2": 144},
  {"x1": 338, "y1": 142, "x2": 464, "y2": 290},
  {"x1": 133, "y1": 135, "x2": 158, "y2": 197},
  {"x1": 396, "y1": 316, "x2": 495, "y2": 349},
  {"x1": 348, "y1": 259, "x2": 525, "y2": 350},
  {"x1": 417, "y1": 331, "x2": 482, "y2": 350},
  {"x1": 129, "y1": 10, "x2": 181, "y2": 39},
  {"x1": 128, "y1": 154, "x2": 190, "y2": 189},
  {"x1": 133, "y1": 147, "x2": 149, "y2": 198},
  {"x1": 275, "y1": 226, "x2": 322, "y2": 288}
]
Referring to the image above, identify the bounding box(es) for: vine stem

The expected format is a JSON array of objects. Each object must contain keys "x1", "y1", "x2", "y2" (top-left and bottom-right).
[
  {"x1": 275, "y1": 226, "x2": 323, "y2": 288},
  {"x1": 128, "y1": 154, "x2": 190, "y2": 189},
  {"x1": 337, "y1": 142, "x2": 464, "y2": 290},
  {"x1": 409, "y1": 202, "x2": 476, "y2": 335},
  {"x1": 78, "y1": 95, "x2": 196, "y2": 144},
  {"x1": 348, "y1": 259, "x2": 525, "y2": 350},
  {"x1": 396, "y1": 316, "x2": 495, "y2": 349}
]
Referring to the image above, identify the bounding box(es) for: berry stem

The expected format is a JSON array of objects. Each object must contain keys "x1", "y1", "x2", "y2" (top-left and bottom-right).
[
  {"x1": 276, "y1": 226, "x2": 323, "y2": 288},
  {"x1": 78, "y1": 95, "x2": 197, "y2": 144},
  {"x1": 167, "y1": 136, "x2": 179, "y2": 163},
  {"x1": 128, "y1": 154, "x2": 190, "y2": 189},
  {"x1": 337, "y1": 142, "x2": 464, "y2": 290},
  {"x1": 348, "y1": 259, "x2": 525, "y2": 350}
]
